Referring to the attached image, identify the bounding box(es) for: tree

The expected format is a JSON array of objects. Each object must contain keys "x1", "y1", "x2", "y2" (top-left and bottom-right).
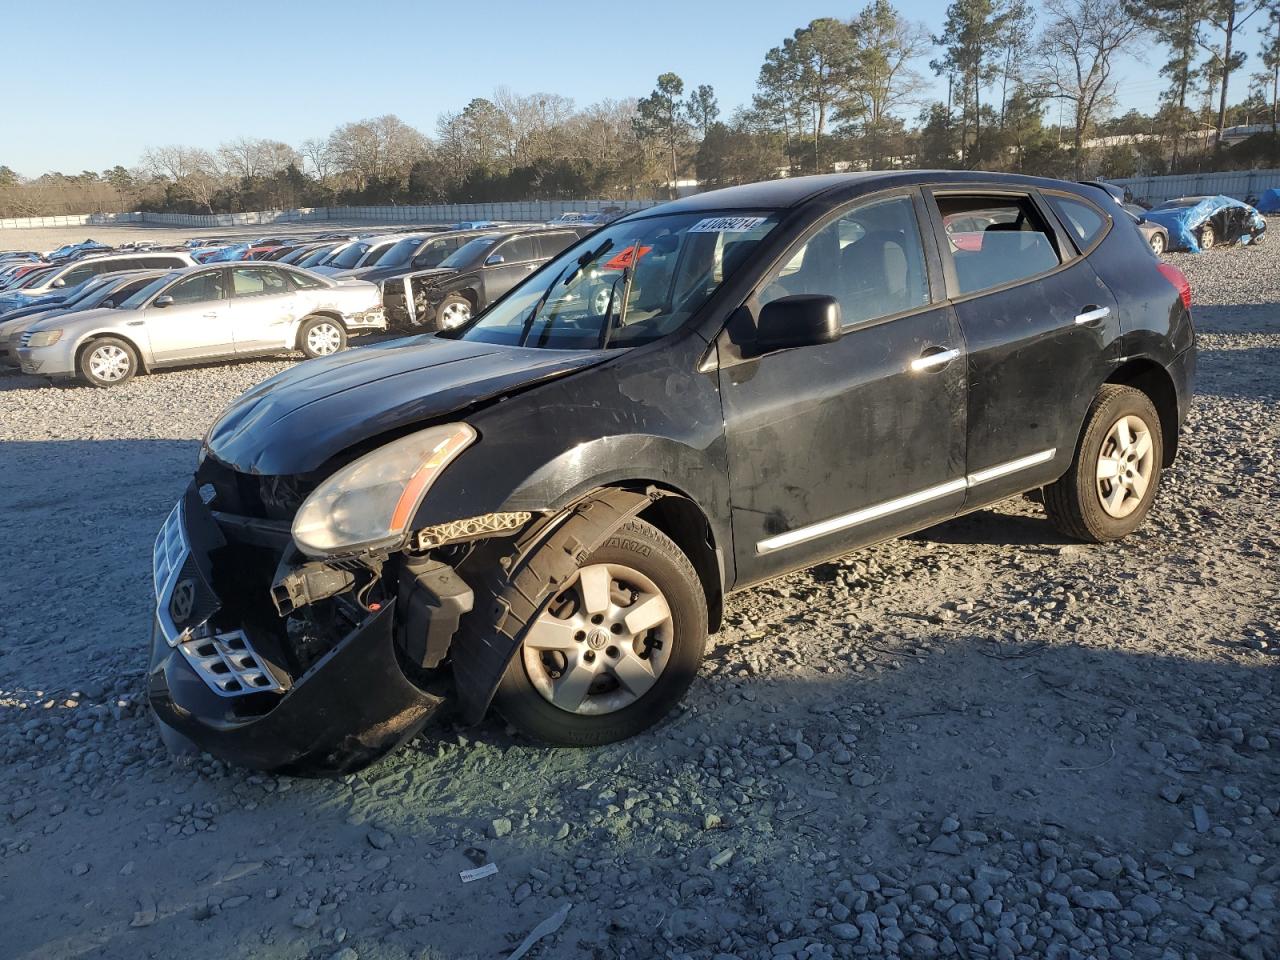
[
  {"x1": 300, "y1": 137, "x2": 336, "y2": 180},
  {"x1": 995, "y1": 0, "x2": 1037, "y2": 127},
  {"x1": 1201, "y1": 0, "x2": 1270, "y2": 149},
  {"x1": 634, "y1": 73, "x2": 690, "y2": 196},
  {"x1": 846, "y1": 0, "x2": 930, "y2": 166},
  {"x1": 1261, "y1": 6, "x2": 1280, "y2": 130},
  {"x1": 932, "y1": 0, "x2": 1012, "y2": 164},
  {"x1": 685, "y1": 84, "x2": 720, "y2": 138},
  {"x1": 756, "y1": 20, "x2": 858, "y2": 172},
  {"x1": 1032, "y1": 0, "x2": 1144, "y2": 178}
]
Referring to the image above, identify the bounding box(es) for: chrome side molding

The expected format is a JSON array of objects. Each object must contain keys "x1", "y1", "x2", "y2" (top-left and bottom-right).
[{"x1": 756, "y1": 448, "x2": 1057, "y2": 554}]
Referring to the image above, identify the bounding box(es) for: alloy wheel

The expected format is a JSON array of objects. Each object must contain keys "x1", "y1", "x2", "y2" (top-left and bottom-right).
[
  {"x1": 440, "y1": 301, "x2": 471, "y2": 329},
  {"x1": 521, "y1": 562, "x2": 674, "y2": 716},
  {"x1": 89, "y1": 344, "x2": 131, "y2": 382},
  {"x1": 1095, "y1": 414, "x2": 1155, "y2": 519},
  {"x1": 306, "y1": 322, "x2": 342, "y2": 355}
]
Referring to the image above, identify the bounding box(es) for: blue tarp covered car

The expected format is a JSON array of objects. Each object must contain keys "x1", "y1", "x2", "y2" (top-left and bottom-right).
[
  {"x1": 1142, "y1": 195, "x2": 1267, "y2": 252},
  {"x1": 1255, "y1": 187, "x2": 1280, "y2": 213}
]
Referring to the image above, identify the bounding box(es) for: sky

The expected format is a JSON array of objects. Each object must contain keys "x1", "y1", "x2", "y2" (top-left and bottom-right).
[{"x1": 0, "y1": 0, "x2": 1249, "y2": 177}]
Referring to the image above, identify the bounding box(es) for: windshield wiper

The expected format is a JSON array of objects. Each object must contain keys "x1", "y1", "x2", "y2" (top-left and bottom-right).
[{"x1": 517, "y1": 239, "x2": 614, "y2": 347}]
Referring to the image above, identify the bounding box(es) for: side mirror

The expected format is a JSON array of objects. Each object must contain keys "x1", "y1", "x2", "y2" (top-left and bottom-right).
[
  {"x1": 153, "y1": 295, "x2": 175, "y2": 308},
  {"x1": 52, "y1": 278, "x2": 66, "y2": 288},
  {"x1": 748, "y1": 295, "x2": 842, "y2": 356},
  {"x1": 484, "y1": 254, "x2": 505, "y2": 266},
  {"x1": 101, "y1": 299, "x2": 115, "y2": 309}
]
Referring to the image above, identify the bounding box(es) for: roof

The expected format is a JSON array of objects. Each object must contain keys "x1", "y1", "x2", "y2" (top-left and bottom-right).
[{"x1": 648, "y1": 170, "x2": 1100, "y2": 214}]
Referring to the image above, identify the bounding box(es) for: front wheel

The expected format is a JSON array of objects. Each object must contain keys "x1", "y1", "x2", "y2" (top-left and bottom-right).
[
  {"x1": 436, "y1": 294, "x2": 472, "y2": 330},
  {"x1": 1042, "y1": 384, "x2": 1164, "y2": 543},
  {"x1": 1149, "y1": 232, "x2": 1166, "y2": 256},
  {"x1": 78, "y1": 337, "x2": 138, "y2": 387},
  {"x1": 298, "y1": 316, "x2": 347, "y2": 359},
  {"x1": 495, "y1": 518, "x2": 707, "y2": 746}
]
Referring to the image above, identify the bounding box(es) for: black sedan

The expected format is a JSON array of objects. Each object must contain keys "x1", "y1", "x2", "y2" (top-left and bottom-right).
[{"x1": 147, "y1": 171, "x2": 1196, "y2": 773}]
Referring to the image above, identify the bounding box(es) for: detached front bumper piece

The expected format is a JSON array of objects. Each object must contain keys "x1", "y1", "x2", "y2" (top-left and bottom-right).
[{"x1": 147, "y1": 489, "x2": 448, "y2": 775}]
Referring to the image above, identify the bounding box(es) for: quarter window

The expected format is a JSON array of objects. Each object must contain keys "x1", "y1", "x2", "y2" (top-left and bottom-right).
[
  {"x1": 232, "y1": 267, "x2": 290, "y2": 296},
  {"x1": 1048, "y1": 196, "x2": 1109, "y2": 248},
  {"x1": 937, "y1": 195, "x2": 1062, "y2": 295},
  {"x1": 167, "y1": 271, "x2": 225, "y2": 304},
  {"x1": 287, "y1": 269, "x2": 323, "y2": 289},
  {"x1": 760, "y1": 195, "x2": 931, "y2": 327}
]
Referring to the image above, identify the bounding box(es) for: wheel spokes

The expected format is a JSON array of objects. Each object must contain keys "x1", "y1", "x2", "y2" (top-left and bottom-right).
[
  {"x1": 525, "y1": 614, "x2": 580, "y2": 652},
  {"x1": 550, "y1": 661, "x2": 596, "y2": 712},
  {"x1": 610, "y1": 649, "x2": 658, "y2": 697},
  {"x1": 576, "y1": 564, "x2": 612, "y2": 615},
  {"x1": 623, "y1": 593, "x2": 670, "y2": 635},
  {"x1": 1096, "y1": 457, "x2": 1122, "y2": 480},
  {"x1": 1129, "y1": 468, "x2": 1148, "y2": 500},
  {"x1": 1131, "y1": 429, "x2": 1152, "y2": 461},
  {"x1": 1106, "y1": 483, "x2": 1127, "y2": 514}
]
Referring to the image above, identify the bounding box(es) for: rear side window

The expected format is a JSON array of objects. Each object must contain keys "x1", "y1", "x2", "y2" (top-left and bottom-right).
[
  {"x1": 144, "y1": 256, "x2": 189, "y2": 269},
  {"x1": 232, "y1": 267, "x2": 290, "y2": 296},
  {"x1": 496, "y1": 235, "x2": 540, "y2": 263},
  {"x1": 538, "y1": 232, "x2": 576, "y2": 258},
  {"x1": 287, "y1": 269, "x2": 323, "y2": 289},
  {"x1": 1049, "y1": 196, "x2": 1109, "y2": 248},
  {"x1": 937, "y1": 195, "x2": 1061, "y2": 295}
]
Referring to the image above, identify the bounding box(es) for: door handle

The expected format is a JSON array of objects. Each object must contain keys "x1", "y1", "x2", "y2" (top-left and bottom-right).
[
  {"x1": 910, "y1": 347, "x2": 960, "y2": 373},
  {"x1": 1074, "y1": 305, "x2": 1111, "y2": 326},
  {"x1": 126, "y1": 320, "x2": 145, "y2": 327}
]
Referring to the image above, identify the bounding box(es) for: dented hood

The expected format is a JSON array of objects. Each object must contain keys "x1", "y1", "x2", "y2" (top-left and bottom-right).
[{"x1": 204, "y1": 335, "x2": 610, "y2": 475}]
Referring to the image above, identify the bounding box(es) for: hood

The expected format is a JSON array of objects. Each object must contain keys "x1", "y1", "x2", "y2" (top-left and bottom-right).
[{"x1": 205, "y1": 335, "x2": 612, "y2": 475}]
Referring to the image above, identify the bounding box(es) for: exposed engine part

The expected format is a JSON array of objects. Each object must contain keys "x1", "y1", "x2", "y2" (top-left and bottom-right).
[
  {"x1": 411, "y1": 511, "x2": 533, "y2": 550},
  {"x1": 398, "y1": 555, "x2": 474, "y2": 668},
  {"x1": 271, "y1": 560, "x2": 357, "y2": 616}
]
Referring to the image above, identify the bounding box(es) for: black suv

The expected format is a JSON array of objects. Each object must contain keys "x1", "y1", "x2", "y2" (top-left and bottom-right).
[
  {"x1": 403, "y1": 226, "x2": 593, "y2": 329},
  {"x1": 149, "y1": 171, "x2": 1195, "y2": 773}
]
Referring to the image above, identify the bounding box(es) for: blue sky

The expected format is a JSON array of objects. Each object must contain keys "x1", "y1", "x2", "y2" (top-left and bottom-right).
[{"x1": 0, "y1": 0, "x2": 1241, "y2": 177}]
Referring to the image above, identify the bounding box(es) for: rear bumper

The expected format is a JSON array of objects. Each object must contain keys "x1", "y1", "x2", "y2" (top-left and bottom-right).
[{"x1": 147, "y1": 487, "x2": 449, "y2": 775}]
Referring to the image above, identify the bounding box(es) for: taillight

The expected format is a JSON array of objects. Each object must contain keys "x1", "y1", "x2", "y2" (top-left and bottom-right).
[{"x1": 1157, "y1": 263, "x2": 1192, "y2": 311}]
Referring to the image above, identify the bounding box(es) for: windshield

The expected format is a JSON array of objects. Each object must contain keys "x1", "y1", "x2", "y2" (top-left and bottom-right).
[
  {"x1": 297, "y1": 245, "x2": 336, "y2": 267},
  {"x1": 18, "y1": 268, "x2": 56, "y2": 289},
  {"x1": 356, "y1": 242, "x2": 394, "y2": 267},
  {"x1": 439, "y1": 235, "x2": 501, "y2": 270},
  {"x1": 327, "y1": 242, "x2": 371, "y2": 269},
  {"x1": 371, "y1": 236, "x2": 424, "y2": 268},
  {"x1": 119, "y1": 273, "x2": 179, "y2": 309},
  {"x1": 458, "y1": 211, "x2": 780, "y2": 350}
]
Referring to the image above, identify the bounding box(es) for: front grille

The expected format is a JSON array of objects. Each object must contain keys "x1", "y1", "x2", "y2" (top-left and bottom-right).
[
  {"x1": 174, "y1": 628, "x2": 285, "y2": 696},
  {"x1": 153, "y1": 503, "x2": 187, "y2": 596}
]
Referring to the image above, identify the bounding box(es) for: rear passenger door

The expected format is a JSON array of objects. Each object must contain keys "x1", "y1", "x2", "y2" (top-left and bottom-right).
[
  {"x1": 923, "y1": 188, "x2": 1121, "y2": 507},
  {"x1": 227, "y1": 266, "x2": 298, "y2": 353}
]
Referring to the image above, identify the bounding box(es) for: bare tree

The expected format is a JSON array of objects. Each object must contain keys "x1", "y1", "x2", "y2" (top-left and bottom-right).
[
  {"x1": 1032, "y1": 0, "x2": 1144, "y2": 177},
  {"x1": 300, "y1": 137, "x2": 336, "y2": 179}
]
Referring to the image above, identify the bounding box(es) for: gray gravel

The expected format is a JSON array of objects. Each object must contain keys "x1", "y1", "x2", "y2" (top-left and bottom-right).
[{"x1": 0, "y1": 231, "x2": 1277, "y2": 960}]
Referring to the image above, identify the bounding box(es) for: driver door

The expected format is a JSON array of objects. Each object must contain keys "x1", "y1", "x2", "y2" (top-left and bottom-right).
[
  {"x1": 719, "y1": 192, "x2": 968, "y2": 585},
  {"x1": 142, "y1": 269, "x2": 235, "y2": 363}
]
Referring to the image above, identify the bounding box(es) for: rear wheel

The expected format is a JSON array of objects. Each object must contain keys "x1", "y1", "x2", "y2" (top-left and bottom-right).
[
  {"x1": 298, "y1": 316, "x2": 346, "y2": 358},
  {"x1": 78, "y1": 337, "x2": 138, "y2": 387},
  {"x1": 495, "y1": 518, "x2": 707, "y2": 745},
  {"x1": 1148, "y1": 232, "x2": 1166, "y2": 256},
  {"x1": 1042, "y1": 385, "x2": 1163, "y2": 542},
  {"x1": 1197, "y1": 223, "x2": 1216, "y2": 250}
]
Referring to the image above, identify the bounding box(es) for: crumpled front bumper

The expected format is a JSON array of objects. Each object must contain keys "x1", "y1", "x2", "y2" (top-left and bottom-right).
[{"x1": 147, "y1": 486, "x2": 449, "y2": 775}]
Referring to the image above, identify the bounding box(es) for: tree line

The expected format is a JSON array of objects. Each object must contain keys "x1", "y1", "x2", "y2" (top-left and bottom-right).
[{"x1": 5, "y1": 0, "x2": 1280, "y2": 219}]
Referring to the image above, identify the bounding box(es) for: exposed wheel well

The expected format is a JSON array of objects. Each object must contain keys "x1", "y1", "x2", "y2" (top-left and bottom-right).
[
  {"x1": 77, "y1": 334, "x2": 146, "y2": 373},
  {"x1": 1106, "y1": 359, "x2": 1180, "y2": 465}
]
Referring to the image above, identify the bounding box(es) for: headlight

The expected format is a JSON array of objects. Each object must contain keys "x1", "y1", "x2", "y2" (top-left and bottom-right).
[
  {"x1": 25, "y1": 330, "x2": 63, "y2": 347},
  {"x1": 291, "y1": 423, "x2": 476, "y2": 557}
]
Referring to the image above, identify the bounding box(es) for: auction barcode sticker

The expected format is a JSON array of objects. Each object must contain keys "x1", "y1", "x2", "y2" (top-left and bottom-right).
[
  {"x1": 460, "y1": 863, "x2": 499, "y2": 883},
  {"x1": 689, "y1": 216, "x2": 768, "y2": 233}
]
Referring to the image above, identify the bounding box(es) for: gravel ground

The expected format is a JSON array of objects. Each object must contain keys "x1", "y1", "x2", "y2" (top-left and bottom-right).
[{"x1": 0, "y1": 233, "x2": 1277, "y2": 960}]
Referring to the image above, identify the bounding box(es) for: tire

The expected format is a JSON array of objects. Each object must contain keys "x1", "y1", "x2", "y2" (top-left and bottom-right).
[
  {"x1": 78, "y1": 336, "x2": 138, "y2": 387},
  {"x1": 1148, "y1": 232, "x2": 1166, "y2": 256},
  {"x1": 1197, "y1": 223, "x2": 1216, "y2": 250},
  {"x1": 1251, "y1": 230, "x2": 1266, "y2": 245},
  {"x1": 297, "y1": 315, "x2": 347, "y2": 359},
  {"x1": 436, "y1": 294, "x2": 472, "y2": 330},
  {"x1": 494, "y1": 518, "x2": 708, "y2": 746},
  {"x1": 1042, "y1": 384, "x2": 1164, "y2": 543}
]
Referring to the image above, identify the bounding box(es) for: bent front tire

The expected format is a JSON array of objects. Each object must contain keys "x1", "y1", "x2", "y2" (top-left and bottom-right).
[
  {"x1": 494, "y1": 518, "x2": 707, "y2": 746},
  {"x1": 1042, "y1": 384, "x2": 1164, "y2": 543}
]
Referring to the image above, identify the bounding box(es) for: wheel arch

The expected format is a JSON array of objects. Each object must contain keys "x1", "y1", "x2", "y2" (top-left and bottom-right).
[
  {"x1": 75, "y1": 330, "x2": 149, "y2": 374},
  {"x1": 1105, "y1": 358, "x2": 1180, "y2": 465}
]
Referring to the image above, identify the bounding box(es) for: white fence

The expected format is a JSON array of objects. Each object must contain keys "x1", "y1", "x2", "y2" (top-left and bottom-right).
[
  {"x1": 0, "y1": 199, "x2": 656, "y2": 232},
  {"x1": 1106, "y1": 169, "x2": 1280, "y2": 203}
]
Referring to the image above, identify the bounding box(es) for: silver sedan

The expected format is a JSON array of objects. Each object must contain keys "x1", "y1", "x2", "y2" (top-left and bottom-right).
[{"x1": 16, "y1": 263, "x2": 386, "y2": 387}]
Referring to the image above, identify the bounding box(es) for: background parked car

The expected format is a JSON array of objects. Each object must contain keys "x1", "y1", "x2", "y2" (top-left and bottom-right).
[
  {"x1": 1142, "y1": 195, "x2": 1267, "y2": 251},
  {"x1": 16, "y1": 263, "x2": 386, "y2": 387},
  {"x1": 0, "y1": 251, "x2": 195, "y2": 312},
  {"x1": 1123, "y1": 204, "x2": 1169, "y2": 255},
  {"x1": 408, "y1": 226, "x2": 590, "y2": 329},
  {"x1": 311, "y1": 237, "x2": 400, "y2": 275}
]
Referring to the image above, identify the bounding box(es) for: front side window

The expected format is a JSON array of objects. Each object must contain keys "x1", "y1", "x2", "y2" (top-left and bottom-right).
[
  {"x1": 759, "y1": 194, "x2": 930, "y2": 327},
  {"x1": 458, "y1": 211, "x2": 780, "y2": 350},
  {"x1": 937, "y1": 194, "x2": 1062, "y2": 295},
  {"x1": 166, "y1": 271, "x2": 226, "y2": 305},
  {"x1": 232, "y1": 267, "x2": 289, "y2": 297},
  {"x1": 440, "y1": 235, "x2": 500, "y2": 270}
]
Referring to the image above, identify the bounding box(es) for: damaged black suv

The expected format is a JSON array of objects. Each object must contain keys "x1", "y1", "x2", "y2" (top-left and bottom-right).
[{"x1": 149, "y1": 171, "x2": 1196, "y2": 773}]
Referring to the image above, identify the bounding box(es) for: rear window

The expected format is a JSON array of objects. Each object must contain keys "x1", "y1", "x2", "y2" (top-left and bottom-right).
[
  {"x1": 938, "y1": 195, "x2": 1062, "y2": 295},
  {"x1": 1049, "y1": 196, "x2": 1109, "y2": 248}
]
